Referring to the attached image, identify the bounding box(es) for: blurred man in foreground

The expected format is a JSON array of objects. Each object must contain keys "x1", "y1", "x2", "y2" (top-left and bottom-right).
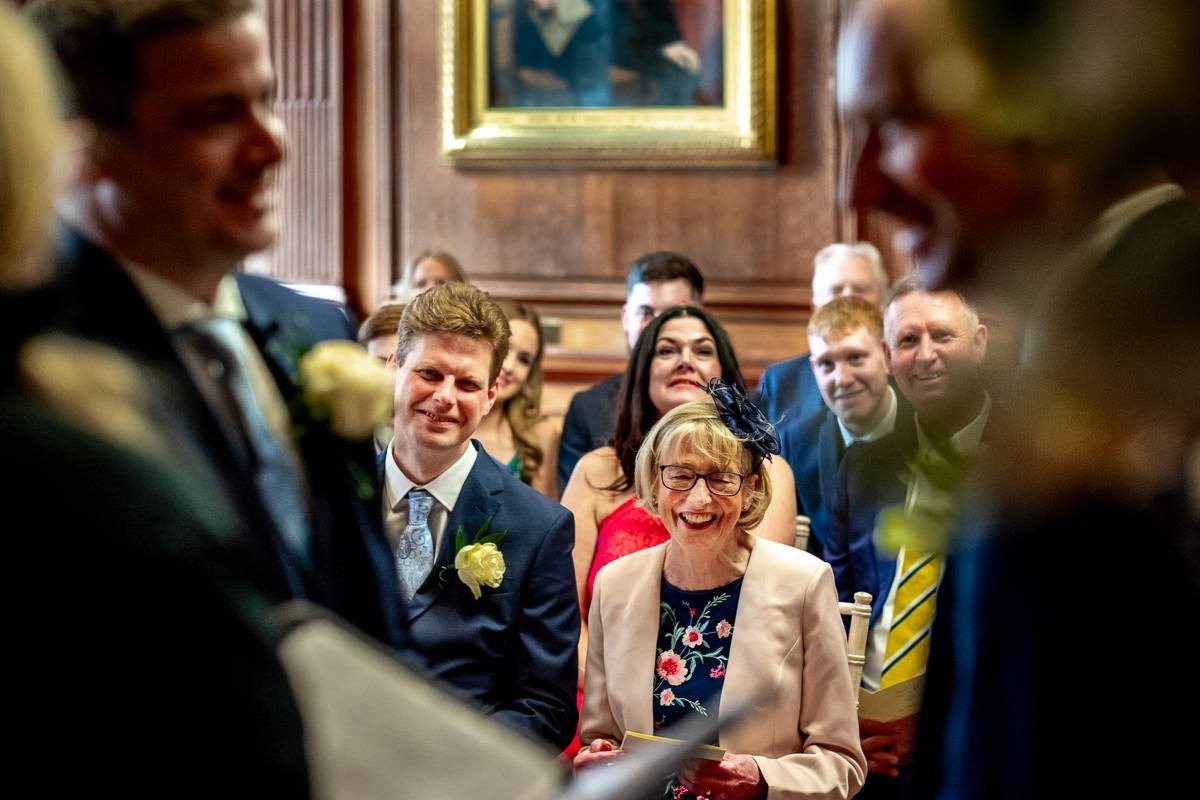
[{"x1": 838, "y1": 1, "x2": 1200, "y2": 797}]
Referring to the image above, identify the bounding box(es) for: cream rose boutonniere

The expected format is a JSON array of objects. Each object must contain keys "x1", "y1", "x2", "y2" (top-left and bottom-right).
[
  {"x1": 298, "y1": 340, "x2": 393, "y2": 440},
  {"x1": 442, "y1": 517, "x2": 507, "y2": 599}
]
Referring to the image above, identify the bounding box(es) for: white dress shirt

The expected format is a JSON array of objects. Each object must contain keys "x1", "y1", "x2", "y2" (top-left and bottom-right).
[{"x1": 383, "y1": 442, "x2": 479, "y2": 559}]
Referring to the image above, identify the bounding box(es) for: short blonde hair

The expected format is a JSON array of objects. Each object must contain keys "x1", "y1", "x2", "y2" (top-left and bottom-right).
[
  {"x1": 634, "y1": 399, "x2": 772, "y2": 532},
  {"x1": 395, "y1": 282, "x2": 509, "y2": 383},
  {"x1": 0, "y1": 3, "x2": 60, "y2": 289}
]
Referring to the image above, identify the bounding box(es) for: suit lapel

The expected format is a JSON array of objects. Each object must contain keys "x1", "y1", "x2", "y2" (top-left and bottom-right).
[
  {"x1": 237, "y1": 280, "x2": 301, "y2": 402},
  {"x1": 617, "y1": 546, "x2": 667, "y2": 737},
  {"x1": 406, "y1": 443, "x2": 503, "y2": 622}
]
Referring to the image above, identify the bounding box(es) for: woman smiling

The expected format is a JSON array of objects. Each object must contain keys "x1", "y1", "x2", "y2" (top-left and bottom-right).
[{"x1": 573, "y1": 385, "x2": 865, "y2": 800}]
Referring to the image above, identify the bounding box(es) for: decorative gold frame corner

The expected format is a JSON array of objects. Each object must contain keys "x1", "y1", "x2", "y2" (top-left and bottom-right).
[{"x1": 440, "y1": 0, "x2": 777, "y2": 168}]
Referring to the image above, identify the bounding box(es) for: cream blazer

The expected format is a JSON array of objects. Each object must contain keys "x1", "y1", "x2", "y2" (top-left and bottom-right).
[{"x1": 581, "y1": 537, "x2": 867, "y2": 800}]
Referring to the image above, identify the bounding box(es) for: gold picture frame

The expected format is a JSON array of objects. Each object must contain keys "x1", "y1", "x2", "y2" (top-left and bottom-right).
[{"x1": 441, "y1": 0, "x2": 777, "y2": 168}]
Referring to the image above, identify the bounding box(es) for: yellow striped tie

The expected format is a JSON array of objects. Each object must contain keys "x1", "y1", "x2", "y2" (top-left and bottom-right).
[{"x1": 880, "y1": 546, "x2": 940, "y2": 687}]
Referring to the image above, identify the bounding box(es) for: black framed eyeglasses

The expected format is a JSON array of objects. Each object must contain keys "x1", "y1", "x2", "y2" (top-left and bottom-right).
[{"x1": 658, "y1": 465, "x2": 745, "y2": 496}]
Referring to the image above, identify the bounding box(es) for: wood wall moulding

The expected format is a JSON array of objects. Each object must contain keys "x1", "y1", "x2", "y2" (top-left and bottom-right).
[{"x1": 472, "y1": 278, "x2": 813, "y2": 311}]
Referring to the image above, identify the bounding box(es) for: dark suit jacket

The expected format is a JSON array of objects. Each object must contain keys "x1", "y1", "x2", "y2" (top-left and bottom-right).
[
  {"x1": 825, "y1": 413, "x2": 919, "y2": 624},
  {"x1": 778, "y1": 408, "x2": 842, "y2": 559},
  {"x1": 752, "y1": 353, "x2": 825, "y2": 429},
  {"x1": 49, "y1": 225, "x2": 405, "y2": 651},
  {"x1": 782, "y1": 390, "x2": 914, "y2": 562},
  {"x1": 557, "y1": 372, "x2": 622, "y2": 493},
  {"x1": 384, "y1": 442, "x2": 580, "y2": 749},
  {"x1": 3, "y1": 284, "x2": 309, "y2": 796}
]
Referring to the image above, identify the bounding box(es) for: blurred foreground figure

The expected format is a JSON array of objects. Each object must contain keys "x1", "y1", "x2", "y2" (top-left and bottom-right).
[
  {"x1": 839, "y1": 0, "x2": 1200, "y2": 797},
  {"x1": 0, "y1": 5, "x2": 309, "y2": 794},
  {"x1": 28, "y1": 0, "x2": 405, "y2": 651}
]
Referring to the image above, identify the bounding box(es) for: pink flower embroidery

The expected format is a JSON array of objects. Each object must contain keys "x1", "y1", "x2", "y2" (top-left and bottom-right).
[
  {"x1": 682, "y1": 626, "x2": 705, "y2": 648},
  {"x1": 656, "y1": 650, "x2": 689, "y2": 686},
  {"x1": 659, "y1": 688, "x2": 675, "y2": 705},
  {"x1": 716, "y1": 619, "x2": 732, "y2": 638},
  {"x1": 689, "y1": 607, "x2": 696, "y2": 619},
  {"x1": 672, "y1": 786, "x2": 689, "y2": 799},
  {"x1": 709, "y1": 665, "x2": 726, "y2": 679}
]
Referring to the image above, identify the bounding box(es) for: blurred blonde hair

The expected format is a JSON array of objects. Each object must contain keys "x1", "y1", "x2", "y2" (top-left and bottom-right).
[
  {"x1": 0, "y1": 3, "x2": 60, "y2": 289},
  {"x1": 634, "y1": 399, "x2": 772, "y2": 532},
  {"x1": 396, "y1": 249, "x2": 467, "y2": 300}
]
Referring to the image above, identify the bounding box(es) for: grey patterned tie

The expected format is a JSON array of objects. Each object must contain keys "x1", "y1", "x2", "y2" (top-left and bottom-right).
[
  {"x1": 178, "y1": 317, "x2": 313, "y2": 569},
  {"x1": 396, "y1": 488, "x2": 435, "y2": 601}
]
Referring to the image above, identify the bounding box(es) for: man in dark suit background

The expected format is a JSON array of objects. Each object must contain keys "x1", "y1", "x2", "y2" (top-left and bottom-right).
[
  {"x1": 557, "y1": 250, "x2": 704, "y2": 493},
  {"x1": 30, "y1": 0, "x2": 404, "y2": 650},
  {"x1": 777, "y1": 294, "x2": 906, "y2": 558},
  {"x1": 382, "y1": 282, "x2": 579, "y2": 749},
  {"x1": 754, "y1": 241, "x2": 891, "y2": 428},
  {"x1": 838, "y1": 1, "x2": 1200, "y2": 798}
]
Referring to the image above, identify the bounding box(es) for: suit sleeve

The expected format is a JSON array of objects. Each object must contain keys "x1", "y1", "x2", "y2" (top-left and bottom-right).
[
  {"x1": 493, "y1": 506, "x2": 581, "y2": 748},
  {"x1": 578, "y1": 564, "x2": 621, "y2": 747},
  {"x1": 752, "y1": 364, "x2": 777, "y2": 418},
  {"x1": 557, "y1": 392, "x2": 592, "y2": 494},
  {"x1": 825, "y1": 455, "x2": 856, "y2": 605}
]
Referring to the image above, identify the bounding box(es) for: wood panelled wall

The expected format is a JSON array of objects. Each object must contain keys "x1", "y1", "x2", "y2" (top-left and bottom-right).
[
  {"x1": 258, "y1": 1, "x2": 909, "y2": 400},
  {"x1": 252, "y1": 0, "x2": 343, "y2": 287},
  {"x1": 395, "y1": 0, "x2": 852, "y2": 389}
]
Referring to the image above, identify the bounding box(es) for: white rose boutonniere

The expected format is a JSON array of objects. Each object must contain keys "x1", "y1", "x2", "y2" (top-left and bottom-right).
[
  {"x1": 298, "y1": 340, "x2": 393, "y2": 440},
  {"x1": 442, "y1": 517, "x2": 507, "y2": 599}
]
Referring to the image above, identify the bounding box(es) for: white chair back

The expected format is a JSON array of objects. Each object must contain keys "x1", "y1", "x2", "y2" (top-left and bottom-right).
[{"x1": 839, "y1": 590, "x2": 873, "y2": 707}]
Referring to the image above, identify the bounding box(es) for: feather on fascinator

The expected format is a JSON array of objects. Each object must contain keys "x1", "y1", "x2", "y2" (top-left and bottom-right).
[{"x1": 703, "y1": 377, "x2": 780, "y2": 462}]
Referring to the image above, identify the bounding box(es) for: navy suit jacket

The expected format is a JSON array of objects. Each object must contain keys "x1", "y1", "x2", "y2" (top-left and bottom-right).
[
  {"x1": 777, "y1": 408, "x2": 842, "y2": 560},
  {"x1": 384, "y1": 441, "x2": 580, "y2": 749},
  {"x1": 825, "y1": 413, "x2": 919, "y2": 625},
  {"x1": 752, "y1": 353, "x2": 825, "y2": 428},
  {"x1": 4, "y1": 289, "x2": 308, "y2": 797},
  {"x1": 778, "y1": 389, "x2": 913, "y2": 561},
  {"x1": 557, "y1": 372, "x2": 622, "y2": 493},
  {"x1": 49, "y1": 225, "x2": 405, "y2": 651}
]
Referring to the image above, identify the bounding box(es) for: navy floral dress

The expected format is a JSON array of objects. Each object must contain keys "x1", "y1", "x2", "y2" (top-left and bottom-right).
[{"x1": 653, "y1": 576, "x2": 742, "y2": 800}]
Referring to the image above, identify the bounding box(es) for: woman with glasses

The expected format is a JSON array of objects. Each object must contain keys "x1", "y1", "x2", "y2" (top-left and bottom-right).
[
  {"x1": 572, "y1": 388, "x2": 866, "y2": 799},
  {"x1": 561, "y1": 305, "x2": 796, "y2": 754}
]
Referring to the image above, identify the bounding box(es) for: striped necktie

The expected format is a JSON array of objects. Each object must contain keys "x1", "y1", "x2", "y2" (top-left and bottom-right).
[{"x1": 880, "y1": 546, "x2": 940, "y2": 687}]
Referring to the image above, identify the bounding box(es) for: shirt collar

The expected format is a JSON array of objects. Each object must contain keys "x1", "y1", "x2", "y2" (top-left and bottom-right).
[
  {"x1": 121, "y1": 257, "x2": 244, "y2": 330},
  {"x1": 838, "y1": 386, "x2": 898, "y2": 447},
  {"x1": 384, "y1": 440, "x2": 479, "y2": 512},
  {"x1": 915, "y1": 391, "x2": 992, "y2": 458}
]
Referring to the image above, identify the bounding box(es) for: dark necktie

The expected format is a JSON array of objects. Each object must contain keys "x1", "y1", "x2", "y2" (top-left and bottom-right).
[{"x1": 178, "y1": 317, "x2": 313, "y2": 569}]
